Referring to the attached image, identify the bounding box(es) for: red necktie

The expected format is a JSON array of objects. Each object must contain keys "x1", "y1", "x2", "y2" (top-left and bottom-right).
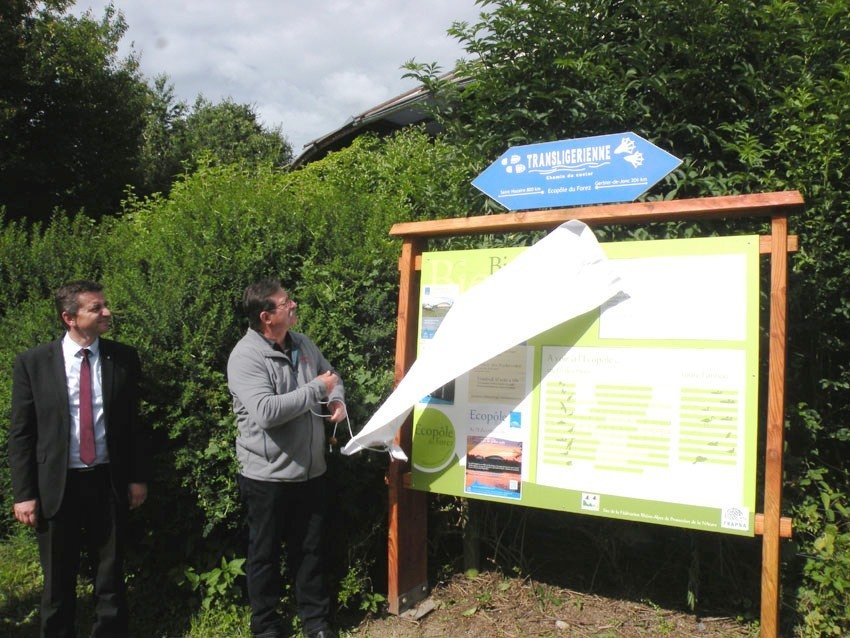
[{"x1": 79, "y1": 348, "x2": 96, "y2": 465}]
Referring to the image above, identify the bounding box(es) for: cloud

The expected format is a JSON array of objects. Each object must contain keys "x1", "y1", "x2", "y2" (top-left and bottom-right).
[{"x1": 73, "y1": 0, "x2": 481, "y2": 151}]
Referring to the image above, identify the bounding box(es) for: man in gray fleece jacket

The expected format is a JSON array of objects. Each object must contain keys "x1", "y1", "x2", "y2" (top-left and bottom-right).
[{"x1": 227, "y1": 278, "x2": 345, "y2": 638}]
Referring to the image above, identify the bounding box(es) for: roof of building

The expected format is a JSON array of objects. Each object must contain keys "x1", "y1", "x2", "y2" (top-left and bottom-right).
[{"x1": 290, "y1": 73, "x2": 467, "y2": 168}]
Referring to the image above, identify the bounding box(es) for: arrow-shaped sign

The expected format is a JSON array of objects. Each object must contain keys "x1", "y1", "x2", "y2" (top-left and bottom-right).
[{"x1": 472, "y1": 132, "x2": 682, "y2": 211}]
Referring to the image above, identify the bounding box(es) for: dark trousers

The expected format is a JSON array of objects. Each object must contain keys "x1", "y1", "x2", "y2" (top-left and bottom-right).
[
  {"x1": 36, "y1": 465, "x2": 127, "y2": 638},
  {"x1": 238, "y1": 474, "x2": 330, "y2": 638}
]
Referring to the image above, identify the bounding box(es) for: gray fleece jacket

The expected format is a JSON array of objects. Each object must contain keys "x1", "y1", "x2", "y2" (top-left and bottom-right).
[{"x1": 227, "y1": 328, "x2": 344, "y2": 482}]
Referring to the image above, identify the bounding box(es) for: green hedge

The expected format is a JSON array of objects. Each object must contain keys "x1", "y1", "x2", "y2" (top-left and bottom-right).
[{"x1": 0, "y1": 129, "x2": 476, "y2": 618}]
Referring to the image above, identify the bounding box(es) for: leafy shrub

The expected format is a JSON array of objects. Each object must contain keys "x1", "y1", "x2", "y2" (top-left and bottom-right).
[{"x1": 0, "y1": 129, "x2": 477, "y2": 624}]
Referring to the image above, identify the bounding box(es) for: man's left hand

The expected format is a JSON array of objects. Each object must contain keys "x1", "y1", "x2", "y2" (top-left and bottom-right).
[
  {"x1": 128, "y1": 483, "x2": 148, "y2": 509},
  {"x1": 327, "y1": 400, "x2": 347, "y2": 423}
]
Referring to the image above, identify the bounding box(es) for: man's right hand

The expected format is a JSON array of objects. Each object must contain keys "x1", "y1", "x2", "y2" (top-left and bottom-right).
[{"x1": 13, "y1": 499, "x2": 38, "y2": 527}]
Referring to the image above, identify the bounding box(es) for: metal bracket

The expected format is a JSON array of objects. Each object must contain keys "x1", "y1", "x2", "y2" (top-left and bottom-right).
[{"x1": 395, "y1": 582, "x2": 429, "y2": 615}]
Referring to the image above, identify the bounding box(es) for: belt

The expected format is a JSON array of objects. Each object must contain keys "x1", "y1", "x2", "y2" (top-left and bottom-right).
[{"x1": 69, "y1": 464, "x2": 107, "y2": 473}]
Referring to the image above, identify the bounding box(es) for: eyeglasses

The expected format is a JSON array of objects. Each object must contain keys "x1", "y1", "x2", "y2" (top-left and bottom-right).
[{"x1": 273, "y1": 297, "x2": 295, "y2": 311}]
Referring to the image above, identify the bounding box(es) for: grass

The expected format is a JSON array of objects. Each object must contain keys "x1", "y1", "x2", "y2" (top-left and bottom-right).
[
  {"x1": 0, "y1": 533, "x2": 356, "y2": 638},
  {"x1": 183, "y1": 605, "x2": 252, "y2": 638},
  {"x1": 0, "y1": 533, "x2": 261, "y2": 638},
  {"x1": 0, "y1": 531, "x2": 41, "y2": 638}
]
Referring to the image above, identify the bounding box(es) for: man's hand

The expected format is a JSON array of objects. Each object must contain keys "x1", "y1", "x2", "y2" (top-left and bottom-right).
[
  {"x1": 316, "y1": 370, "x2": 340, "y2": 395},
  {"x1": 128, "y1": 483, "x2": 148, "y2": 510},
  {"x1": 13, "y1": 499, "x2": 38, "y2": 527},
  {"x1": 326, "y1": 399, "x2": 347, "y2": 423}
]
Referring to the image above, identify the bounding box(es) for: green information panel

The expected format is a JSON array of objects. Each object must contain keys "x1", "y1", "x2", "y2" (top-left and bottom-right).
[{"x1": 411, "y1": 236, "x2": 760, "y2": 536}]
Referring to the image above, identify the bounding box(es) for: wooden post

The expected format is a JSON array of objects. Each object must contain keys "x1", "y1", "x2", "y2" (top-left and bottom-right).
[
  {"x1": 386, "y1": 238, "x2": 429, "y2": 614},
  {"x1": 760, "y1": 215, "x2": 789, "y2": 638}
]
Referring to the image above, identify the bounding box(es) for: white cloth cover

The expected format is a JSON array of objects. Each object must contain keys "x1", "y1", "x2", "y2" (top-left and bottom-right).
[{"x1": 342, "y1": 220, "x2": 623, "y2": 457}]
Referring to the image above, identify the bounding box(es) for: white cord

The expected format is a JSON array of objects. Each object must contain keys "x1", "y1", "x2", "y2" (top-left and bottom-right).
[{"x1": 311, "y1": 398, "x2": 394, "y2": 455}]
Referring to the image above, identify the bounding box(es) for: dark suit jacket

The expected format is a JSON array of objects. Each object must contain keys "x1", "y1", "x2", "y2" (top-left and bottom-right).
[{"x1": 8, "y1": 337, "x2": 150, "y2": 519}]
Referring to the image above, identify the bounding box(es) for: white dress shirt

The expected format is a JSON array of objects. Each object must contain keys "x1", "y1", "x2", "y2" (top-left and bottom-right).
[{"x1": 62, "y1": 333, "x2": 110, "y2": 468}]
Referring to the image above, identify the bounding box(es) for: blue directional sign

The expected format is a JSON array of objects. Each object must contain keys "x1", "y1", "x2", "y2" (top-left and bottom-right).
[{"x1": 472, "y1": 132, "x2": 682, "y2": 211}]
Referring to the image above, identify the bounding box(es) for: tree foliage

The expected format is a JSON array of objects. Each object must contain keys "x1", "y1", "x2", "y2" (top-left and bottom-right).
[
  {"x1": 136, "y1": 82, "x2": 292, "y2": 198},
  {"x1": 182, "y1": 97, "x2": 291, "y2": 169},
  {"x1": 0, "y1": 1, "x2": 148, "y2": 220},
  {"x1": 0, "y1": 2, "x2": 293, "y2": 221},
  {"x1": 137, "y1": 74, "x2": 190, "y2": 197}
]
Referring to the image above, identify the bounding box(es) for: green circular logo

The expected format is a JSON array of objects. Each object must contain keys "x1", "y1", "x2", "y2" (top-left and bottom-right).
[{"x1": 413, "y1": 408, "x2": 456, "y2": 472}]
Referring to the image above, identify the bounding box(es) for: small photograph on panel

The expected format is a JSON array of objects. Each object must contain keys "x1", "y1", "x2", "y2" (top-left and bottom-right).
[{"x1": 465, "y1": 435, "x2": 522, "y2": 499}]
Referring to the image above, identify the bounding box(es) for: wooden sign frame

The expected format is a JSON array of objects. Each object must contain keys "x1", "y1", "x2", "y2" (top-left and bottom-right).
[{"x1": 383, "y1": 190, "x2": 802, "y2": 638}]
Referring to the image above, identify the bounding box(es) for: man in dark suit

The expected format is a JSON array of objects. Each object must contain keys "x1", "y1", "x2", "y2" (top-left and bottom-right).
[{"x1": 8, "y1": 280, "x2": 150, "y2": 638}]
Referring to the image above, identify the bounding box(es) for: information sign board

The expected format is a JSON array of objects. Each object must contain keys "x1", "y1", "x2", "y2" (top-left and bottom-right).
[{"x1": 411, "y1": 236, "x2": 759, "y2": 536}]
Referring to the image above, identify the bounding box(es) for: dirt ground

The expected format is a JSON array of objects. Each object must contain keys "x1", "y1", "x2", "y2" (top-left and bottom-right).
[{"x1": 350, "y1": 571, "x2": 757, "y2": 638}]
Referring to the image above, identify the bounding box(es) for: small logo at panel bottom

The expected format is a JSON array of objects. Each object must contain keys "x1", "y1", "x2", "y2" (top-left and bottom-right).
[
  {"x1": 721, "y1": 506, "x2": 750, "y2": 530},
  {"x1": 581, "y1": 493, "x2": 600, "y2": 511}
]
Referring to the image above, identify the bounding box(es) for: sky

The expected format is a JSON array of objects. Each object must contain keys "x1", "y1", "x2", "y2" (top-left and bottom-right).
[{"x1": 70, "y1": 1, "x2": 482, "y2": 156}]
